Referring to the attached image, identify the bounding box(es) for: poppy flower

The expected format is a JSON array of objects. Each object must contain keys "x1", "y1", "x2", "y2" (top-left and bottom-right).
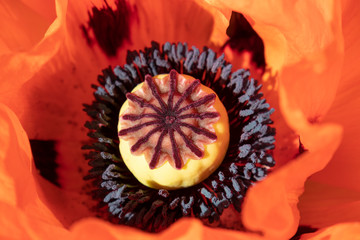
[{"x1": 0, "y1": 0, "x2": 359, "y2": 239}]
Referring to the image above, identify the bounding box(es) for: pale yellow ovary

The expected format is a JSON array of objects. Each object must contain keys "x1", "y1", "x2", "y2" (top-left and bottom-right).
[{"x1": 118, "y1": 74, "x2": 229, "y2": 190}]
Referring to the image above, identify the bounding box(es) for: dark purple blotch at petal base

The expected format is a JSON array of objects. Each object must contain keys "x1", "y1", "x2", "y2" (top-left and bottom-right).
[
  {"x1": 224, "y1": 11, "x2": 265, "y2": 70},
  {"x1": 81, "y1": 0, "x2": 134, "y2": 56}
]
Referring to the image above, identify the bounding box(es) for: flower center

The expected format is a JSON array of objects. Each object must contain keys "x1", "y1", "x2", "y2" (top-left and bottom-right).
[
  {"x1": 164, "y1": 114, "x2": 176, "y2": 126},
  {"x1": 83, "y1": 41, "x2": 275, "y2": 233}
]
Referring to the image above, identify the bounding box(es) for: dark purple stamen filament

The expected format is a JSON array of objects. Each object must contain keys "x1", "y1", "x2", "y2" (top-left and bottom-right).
[{"x1": 119, "y1": 70, "x2": 219, "y2": 169}]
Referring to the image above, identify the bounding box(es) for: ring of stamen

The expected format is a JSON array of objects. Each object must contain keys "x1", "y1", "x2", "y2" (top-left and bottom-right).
[{"x1": 83, "y1": 42, "x2": 275, "y2": 233}]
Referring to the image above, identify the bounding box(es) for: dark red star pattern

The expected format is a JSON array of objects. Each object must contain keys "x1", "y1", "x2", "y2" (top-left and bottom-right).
[{"x1": 118, "y1": 70, "x2": 219, "y2": 169}]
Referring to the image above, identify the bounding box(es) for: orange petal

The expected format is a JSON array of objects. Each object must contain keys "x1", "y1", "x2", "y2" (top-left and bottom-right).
[
  {"x1": 1, "y1": 1, "x2": 349, "y2": 240},
  {"x1": 0, "y1": 0, "x2": 67, "y2": 95},
  {"x1": 0, "y1": 103, "x2": 34, "y2": 206},
  {"x1": 0, "y1": 0, "x2": 236, "y2": 231},
  {"x1": 208, "y1": 0, "x2": 344, "y2": 121},
  {"x1": 65, "y1": 0, "x2": 130, "y2": 64},
  {"x1": 0, "y1": 102, "x2": 265, "y2": 239},
  {"x1": 300, "y1": 222, "x2": 360, "y2": 240},
  {"x1": 308, "y1": 0, "x2": 360, "y2": 191},
  {"x1": 0, "y1": 103, "x2": 68, "y2": 239},
  {"x1": 277, "y1": 0, "x2": 344, "y2": 123},
  {"x1": 1, "y1": 0, "x2": 120, "y2": 203},
  {"x1": 69, "y1": 218, "x2": 205, "y2": 240},
  {"x1": 0, "y1": 0, "x2": 56, "y2": 52},
  {"x1": 208, "y1": 0, "x2": 345, "y2": 169},
  {"x1": 203, "y1": 224, "x2": 266, "y2": 240},
  {"x1": 0, "y1": 202, "x2": 68, "y2": 240},
  {"x1": 68, "y1": 0, "x2": 217, "y2": 59},
  {"x1": 299, "y1": 181, "x2": 360, "y2": 228},
  {"x1": 130, "y1": 0, "x2": 215, "y2": 49},
  {"x1": 33, "y1": 172, "x2": 94, "y2": 228},
  {"x1": 69, "y1": 217, "x2": 154, "y2": 240},
  {"x1": 1, "y1": 0, "x2": 221, "y2": 158},
  {"x1": 297, "y1": 0, "x2": 360, "y2": 229},
  {"x1": 240, "y1": 82, "x2": 343, "y2": 239},
  {"x1": 69, "y1": 217, "x2": 268, "y2": 240},
  {"x1": 1, "y1": 0, "x2": 127, "y2": 142},
  {"x1": 198, "y1": 1, "x2": 231, "y2": 48},
  {"x1": 0, "y1": 202, "x2": 69, "y2": 240}
]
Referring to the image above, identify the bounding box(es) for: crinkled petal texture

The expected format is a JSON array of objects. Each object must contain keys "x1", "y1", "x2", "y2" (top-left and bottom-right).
[
  {"x1": 241, "y1": 91, "x2": 342, "y2": 239},
  {"x1": 298, "y1": 0, "x2": 360, "y2": 230},
  {"x1": 310, "y1": 0, "x2": 360, "y2": 191},
  {"x1": 0, "y1": 104, "x2": 278, "y2": 239},
  {"x1": 206, "y1": 0, "x2": 347, "y2": 237},
  {"x1": 208, "y1": 0, "x2": 344, "y2": 119},
  {"x1": 0, "y1": 0, "x2": 354, "y2": 240},
  {"x1": 0, "y1": 0, "x2": 66, "y2": 95},
  {"x1": 0, "y1": 104, "x2": 68, "y2": 239},
  {"x1": 300, "y1": 222, "x2": 360, "y2": 240},
  {"x1": 0, "y1": 0, "x2": 220, "y2": 192},
  {"x1": 0, "y1": 103, "x2": 343, "y2": 239}
]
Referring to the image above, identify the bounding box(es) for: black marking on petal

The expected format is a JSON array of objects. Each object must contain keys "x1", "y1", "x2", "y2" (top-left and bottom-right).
[
  {"x1": 30, "y1": 140, "x2": 59, "y2": 186},
  {"x1": 298, "y1": 137, "x2": 308, "y2": 155},
  {"x1": 82, "y1": 0, "x2": 134, "y2": 56},
  {"x1": 224, "y1": 11, "x2": 265, "y2": 70},
  {"x1": 290, "y1": 226, "x2": 318, "y2": 240}
]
